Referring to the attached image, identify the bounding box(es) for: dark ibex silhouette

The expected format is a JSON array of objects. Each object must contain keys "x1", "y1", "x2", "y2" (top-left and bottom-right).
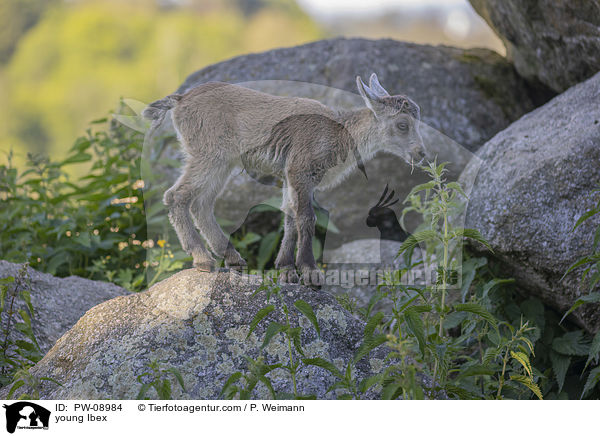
[{"x1": 366, "y1": 184, "x2": 408, "y2": 264}]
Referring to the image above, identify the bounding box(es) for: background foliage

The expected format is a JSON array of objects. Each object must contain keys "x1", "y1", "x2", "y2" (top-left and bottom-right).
[{"x1": 0, "y1": 0, "x2": 322, "y2": 166}]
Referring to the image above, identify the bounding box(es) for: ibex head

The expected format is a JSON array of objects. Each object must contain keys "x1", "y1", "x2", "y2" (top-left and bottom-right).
[{"x1": 356, "y1": 73, "x2": 428, "y2": 165}]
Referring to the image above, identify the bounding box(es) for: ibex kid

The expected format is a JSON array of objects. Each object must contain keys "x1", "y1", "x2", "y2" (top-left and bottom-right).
[{"x1": 143, "y1": 73, "x2": 428, "y2": 284}]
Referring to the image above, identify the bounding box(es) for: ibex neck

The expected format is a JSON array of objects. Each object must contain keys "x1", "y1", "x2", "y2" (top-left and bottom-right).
[{"x1": 339, "y1": 108, "x2": 379, "y2": 157}]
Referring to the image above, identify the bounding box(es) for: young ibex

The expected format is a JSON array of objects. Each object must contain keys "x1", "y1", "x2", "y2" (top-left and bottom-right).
[{"x1": 143, "y1": 73, "x2": 428, "y2": 284}]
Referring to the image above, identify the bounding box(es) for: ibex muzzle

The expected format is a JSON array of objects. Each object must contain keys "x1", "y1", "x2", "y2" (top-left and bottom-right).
[{"x1": 143, "y1": 73, "x2": 426, "y2": 285}]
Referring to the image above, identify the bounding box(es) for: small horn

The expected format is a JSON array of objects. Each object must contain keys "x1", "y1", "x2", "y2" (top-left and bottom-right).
[{"x1": 369, "y1": 73, "x2": 390, "y2": 98}]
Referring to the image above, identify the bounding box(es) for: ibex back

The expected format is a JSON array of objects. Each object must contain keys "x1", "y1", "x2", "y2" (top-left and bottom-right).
[{"x1": 143, "y1": 73, "x2": 428, "y2": 284}]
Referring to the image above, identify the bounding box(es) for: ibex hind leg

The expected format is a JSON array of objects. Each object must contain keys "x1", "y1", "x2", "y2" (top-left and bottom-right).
[
  {"x1": 164, "y1": 171, "x2": 216, "y2": 271},
  {"x1": 188, "y1": 161, "x2": 246, "y2": 270}
]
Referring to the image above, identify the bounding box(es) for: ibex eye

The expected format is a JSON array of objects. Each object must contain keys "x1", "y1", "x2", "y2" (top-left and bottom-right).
[{"x1": 397, "y1": 122, "x2": 408, "y2": 131}]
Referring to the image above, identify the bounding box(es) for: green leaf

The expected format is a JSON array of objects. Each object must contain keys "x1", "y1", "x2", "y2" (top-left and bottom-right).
[
  {"x1": 481, "y1": 278, "x2": 514, "y2": 300},
  {"x1": 460, "y1": 256, "x2": 487, "y2": 302},
  {"x1": 456, "y1": 364, "x2": 496, "y2": 380},
  {"x1": 261, "y1": 322, "x2": 286, "y2": 350},
  {"x1": 573, "y1": 207, "x2": 600, "y2": 231},
  {"x1": 353, "y1": 334, "x2": 388, "y2": 364},
  {"x1": 446, "y1": 181, "x2": 467, "y2": 198},
  {"x1": 404, "y1": 181, "x2": 436, "y2": 201},
  {"x1": 397, "y1": 229, "x2": 440, "y2": 256},
  {"x1": 221, "y1": 372, "x2": 243, "y2": 399},
  {"x1": 552, "y1": 330, "x2": 589, "y2": 356},
  {"x1": 247, "y1": 305, "x2": 275, "y2": 339},
  {"x1": 302, "y1": 357, "x2": 343, "y2": 379},
  {"x1": 294, "y1": 300, "x2": 320, "y2": 336},
  {"x1": 288, "y1": 326, "x2": 304, "y2": 356},
  {"x1": 509, "y1": 375, "x2": 543, "y2": 400},
  {"x1": 510, "y1": 351, "x2": 532, "y2": 377},
  {"x1": 157, "y1": 379, "x2": 172, "y2": 399},
  {"x1": 7, "y1": 380, "x2": 25, "y2": 400},
  {"x1": 581, "y1": 366, "x2": 600, "y2": 399},
  {"x1": 257, "y1": 231, "x2": 281, "y2": 271},
  {"x1": 381, "y1": 382, "x2": 403, "y2": 400},
  {"x1": 560, "y1": 292, "x2": 600, "y2": 324},
  {"x1": 257, "y1": 374, "x2": 277, "y2": 399},
  {"x1": 358, "y1": 374, "x2": 381, "y2": 394},
  {"x1": 549, "y1": 351, "x2": 571, "y2": 393},
  {"x1": 61, "y1": 152, "x2": 92, "y2": 165},
  {"x1": 454, "y1": 228, "x2": 493, "y2": 252},
  {"x1": 166, "y1": 368, "x2": 185, "y2": 391},
  {"x1": 584, "y1": 330, "x2": 600, "y2": 371},
  {"x1": 444, "y1": 384, "x2": 480, "y2": 400},
  {"x1": 453, "y1": 303, "x2": 498, "y2": 335},
  {"x1": 363, "y1": 312, "x2": 384, "y2": 339},
  {"x1": 403, "y1": 307, "x2": 426, "y2": 356},
  {"x1": 136, "y1": 384, "x2": 151, "y2": 400},
  {"x1": 483, "y1": 347, "x2": 501, "y2": 365}
]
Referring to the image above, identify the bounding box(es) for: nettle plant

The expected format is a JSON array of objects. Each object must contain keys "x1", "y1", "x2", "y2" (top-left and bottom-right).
[
  {"x1": 558, "y1": 186, "x2": 600, "y2": 398},
  {"x1": 0, "y1": 113, "x2": 196, "y2": 292},
  {"x1": 222, "y1": 278, "x2": 389, "y2": 400},
  {"x1": 136, "y1": 359, "x2": 186, "y2": 400},
  {"x1": 366, "y1": 161, "x2": 543, "y2": 399},
  {"x1": 224, "y1": 161, "x2": 548, "y2": 400},
  {"x1": 0, "y1": 264, "x2": 61, "y2": 399}
]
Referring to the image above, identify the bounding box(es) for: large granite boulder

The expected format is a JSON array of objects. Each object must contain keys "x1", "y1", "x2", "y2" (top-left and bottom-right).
[
  {"x1": 0, "y1": 261, "x2": 128, "y2": 354},
  {"x1": 142, "y1": 37, "x2": 548, "y2": 250},
  {"x1": 469, "y1": 0, "x2": 600, "y2": 93},
  {"x1": 461, "y1": 72, "x2": 600, "y2": 332},
  {"x1": 0, "y1": 269, "x2": 421, "y2": 400},
  {"x1": 176, "y1": 38, "x2": 543, "y2": 152}
]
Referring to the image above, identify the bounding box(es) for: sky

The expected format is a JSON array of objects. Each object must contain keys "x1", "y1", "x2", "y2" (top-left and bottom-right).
[{"x1": 296, "y1": 0, "x2": 469, "y2": 17}]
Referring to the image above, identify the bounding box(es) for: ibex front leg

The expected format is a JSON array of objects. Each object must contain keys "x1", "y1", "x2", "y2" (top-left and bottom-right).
[{"x1": 292, "y1": 186, "x2": 324, "y2": 286}]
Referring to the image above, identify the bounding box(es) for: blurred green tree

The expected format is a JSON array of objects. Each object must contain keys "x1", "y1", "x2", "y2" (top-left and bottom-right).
[
  {"x1": 0, "y1": 0, "x2": 322, "y2": 162},
  {"x1": 0, "y1": 0, "x2": 59, "y2": 64}
]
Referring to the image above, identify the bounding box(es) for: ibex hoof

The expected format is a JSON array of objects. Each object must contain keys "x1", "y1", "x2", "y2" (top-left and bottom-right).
[
  {"x1": 194, "y1": 263, "x2": 216, "y2": 273},
  {"x1": 300, "y1": 267, "x2": 324, "y2": 289},
  {"x1": 277, "y1": 267, "x2": 299, "y2": 284},
  {"x1": 225, "y1": 255, "x2": 247, "y2": 269}
]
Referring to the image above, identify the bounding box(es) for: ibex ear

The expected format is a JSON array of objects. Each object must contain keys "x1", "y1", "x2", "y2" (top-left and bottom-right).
[
  {"x1": 356, "y1": 76, "x2": 382, "y2": 118},
  {"x1": 368, "y1": 73, "x2": 390, "y2": 97}
]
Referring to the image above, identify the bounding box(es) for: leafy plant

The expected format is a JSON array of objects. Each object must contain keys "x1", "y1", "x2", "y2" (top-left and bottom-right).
[
  {"x1": 136, "y1": 359, "x2": 185, "y2": 400},
  {"x1": 0, "y1": 264, "x2": 42, "y2": 384},
  {"x1": 556, "y1": 187, "x2": 600, "y2": 398},
  {"x1": 1, "y1": 264, "x2": 61, "y2": 397},
  {"x1": 367, "y1": 161, "x2": 543, "y2": 399},
  {"x1": 222, "y1": 277, "x2": 386, "y2": 399},
  {"x1": 0, "y1": 113, "x2": 201, "y2": 291}
]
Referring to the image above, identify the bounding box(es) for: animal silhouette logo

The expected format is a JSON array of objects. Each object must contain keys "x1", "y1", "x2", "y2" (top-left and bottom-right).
[
  {"x1": 366, "y1": 184, "x2": 409, "y2": 265},
  {"x1": 3, "y1": 402, "x2": 50, "y2": 433},
  {"x1": 366, "y1": 184, "x2": 408, "y2": 241}
]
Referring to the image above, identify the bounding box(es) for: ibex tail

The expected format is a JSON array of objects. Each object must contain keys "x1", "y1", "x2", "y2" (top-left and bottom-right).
[{"x1": 142, "y1": 94, "x2": 183, "y2": 127}]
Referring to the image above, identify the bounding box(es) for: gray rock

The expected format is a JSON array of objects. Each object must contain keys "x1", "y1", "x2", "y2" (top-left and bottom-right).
[
  {"x1": 143, "y1": 37, "x2": 546, "y2": 250},
  {"x1": 0, "y1": 261, "x2": 128, "y2": 354},
  {"x1": 322, "y1": 239, "x2": 404, "y2": 311},
  {"x1": 322, "y1": 240, "x2": 435, "y2": 312},
  {"x1": 0, "y1": 269, "x2": 427, "y2": 400},
  {"x1": 177, "y1": 37, "x2": 540, "y2": 152},
  {"x1": 461, "y1": 72, "x2": 600, "y2": 332},
  {"x1": 469, "y1": 0, "x2": 600, "y2": 93}
]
